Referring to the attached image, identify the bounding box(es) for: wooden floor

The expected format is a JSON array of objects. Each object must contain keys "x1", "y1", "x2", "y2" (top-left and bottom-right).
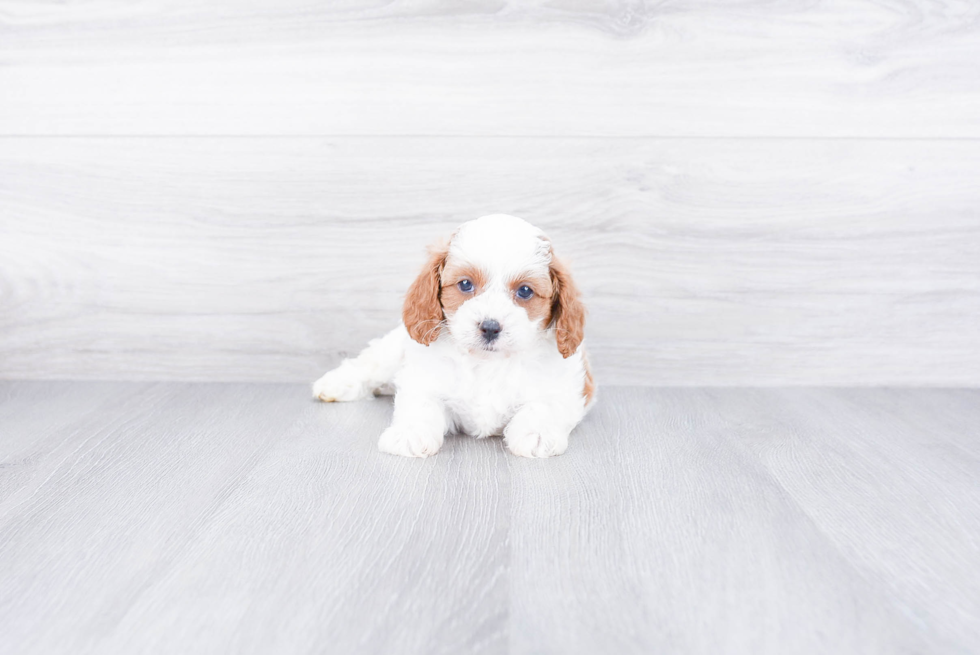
[{"x1": 1, "y1": 382, "x2": 978, "y2": 653}]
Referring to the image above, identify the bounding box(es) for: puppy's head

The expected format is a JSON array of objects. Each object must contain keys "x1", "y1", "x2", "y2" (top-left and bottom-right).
[{"x1": 403, "y1": 214, "x2": 585, "y2": 358}]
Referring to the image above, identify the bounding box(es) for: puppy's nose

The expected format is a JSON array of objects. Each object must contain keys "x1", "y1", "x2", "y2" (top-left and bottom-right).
[{"x1": 479, "y1": 319, "x2": 502, "y2": 342}]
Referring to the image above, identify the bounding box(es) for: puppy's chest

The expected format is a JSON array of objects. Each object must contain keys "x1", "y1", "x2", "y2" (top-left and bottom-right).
[{"x1": 443, "y1": 362, "x2": 525, "y2": 438}]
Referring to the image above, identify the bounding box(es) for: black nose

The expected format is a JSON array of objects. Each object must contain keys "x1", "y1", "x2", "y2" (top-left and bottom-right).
[{"x1": 479, "y1": 319, "x2": 502, "y2": 342}]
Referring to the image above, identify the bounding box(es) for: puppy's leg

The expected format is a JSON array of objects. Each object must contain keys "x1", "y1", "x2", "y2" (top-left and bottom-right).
[
  {"x1": 504, "y1": 400, "x2": 584, "y2": 458},
  {"x1": 378, "y1": 391, "x2": 448, "y2": 458},
  {"x1": 313, "y1": 325, "x2": 408, "y2": 402}
]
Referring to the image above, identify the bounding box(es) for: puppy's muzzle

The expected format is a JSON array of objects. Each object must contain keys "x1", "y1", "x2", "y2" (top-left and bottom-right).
[{"x1": 479, "y1": 319, "x2": 502, "y2": 343}]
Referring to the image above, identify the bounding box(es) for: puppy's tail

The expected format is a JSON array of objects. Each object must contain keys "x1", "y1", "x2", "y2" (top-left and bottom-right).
[{"x1": 313, "y1": 325, "x2": 408, "y2": 402}]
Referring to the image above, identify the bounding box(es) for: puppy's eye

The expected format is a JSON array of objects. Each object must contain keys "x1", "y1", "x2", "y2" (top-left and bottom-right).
[
  {"x1": 457, "y1": 279, "x2": 475, "y2": 293},
  {"x1": 516, "y1": 285, "x2": 534, "y2": 300}
]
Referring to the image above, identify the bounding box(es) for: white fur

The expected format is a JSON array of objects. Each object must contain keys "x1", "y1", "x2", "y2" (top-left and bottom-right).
[{"x1": 313, "y1": 214, "x2": 594, "y2": 458}]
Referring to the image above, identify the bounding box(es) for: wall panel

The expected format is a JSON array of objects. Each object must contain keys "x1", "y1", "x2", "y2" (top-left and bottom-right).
[{"x1": 2, "y1": 137, "x2": 977, "y2": 384}]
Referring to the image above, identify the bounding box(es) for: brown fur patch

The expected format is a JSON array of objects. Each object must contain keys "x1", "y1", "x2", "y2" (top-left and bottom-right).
[
  {"x1": 582, "y1": 350, "x2": 596, "y2": 405},
  {"x1": 549, "y1": 256, "x2": 586, "y2": 358},
  {"x1": 509, "y1": 274, "x2": 554, "y2": 324},
  {"x1": 440, "y1": 264, "x2": 487, "y2": 315},
  {"x1": 403, "y1": 242, "x2": 450, "y2": 345}
]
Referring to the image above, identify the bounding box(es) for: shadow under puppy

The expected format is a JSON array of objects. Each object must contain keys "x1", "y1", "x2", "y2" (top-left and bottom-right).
[{"x1": 313, "y1": 214, "x2": 595, "y2": 458}]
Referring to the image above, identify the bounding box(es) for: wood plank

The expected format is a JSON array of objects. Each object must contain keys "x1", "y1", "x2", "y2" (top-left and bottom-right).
[
  {"x1": 2, "y1": 137, "x2": 978, "y2": 385},
  {"x1": 0, "y1": 381, "x2": 150, "y2": 505},
  {"x1": 0, "y1": 383, "x2": 508, "y2": 655},
  {"x1": 508, "y1": 387, "x2": 936, "y2": 653},
  {"x1": 720, "y1": 387, "x2": 980, "y2": 649},
  {"x1": 4, "y1": 383, "x2": 978, "y2": 652},
  {"x1": 0, "y1": 383, "x2": 305, "y2": 653},
  {"x1": 1, "y1": 1, "x2": 979, "y2": 136},
  {"x1": 96, "y1": 399, "x2": 509, "y2": 655}
]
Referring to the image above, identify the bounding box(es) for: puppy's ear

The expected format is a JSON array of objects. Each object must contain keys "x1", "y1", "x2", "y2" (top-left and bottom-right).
[
  {"x1": 403, "y1": 241, "x2": 449, "y2": 345},
  {"x1": 549, "y1": 255, "x2": 586, "y2": 358}
]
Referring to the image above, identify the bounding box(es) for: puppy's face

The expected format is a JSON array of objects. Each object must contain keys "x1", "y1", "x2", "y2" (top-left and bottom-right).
[
  {"x1": 439, "y1": 222, "x2": 554, "y2": 355},
  {"x1": 403, "y1": 215, "x2": 584, "y2": 358}
]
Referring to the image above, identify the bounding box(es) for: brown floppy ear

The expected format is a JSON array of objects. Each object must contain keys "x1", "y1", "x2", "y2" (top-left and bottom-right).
[
  {"x1": 549, "y1": 255, "x2": 586, "y2": 358},
  {"x1": 403, "y1": 241, "x2": 449, "y2": 345}
]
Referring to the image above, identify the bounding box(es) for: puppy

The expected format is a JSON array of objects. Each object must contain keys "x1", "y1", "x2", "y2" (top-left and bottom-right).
[{"x1": 313, "y1": 214, "x2": 595, "y2": 458}]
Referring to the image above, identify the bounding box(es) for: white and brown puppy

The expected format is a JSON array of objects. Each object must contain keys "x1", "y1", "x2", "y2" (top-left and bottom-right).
[{"x1": 313, "y1": 214, "x2": 595, "y2": 458}]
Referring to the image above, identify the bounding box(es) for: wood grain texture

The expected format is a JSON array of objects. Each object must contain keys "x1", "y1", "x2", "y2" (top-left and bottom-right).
[
  {"x1": 2, "y1": 137, "x2": 979, "y2": 385},
  {"x1": 1, "y1": 1, "x2": 979, "y2": 136},
  {"x1": 1, "y1": 383, "x2": 978, "y2": 653}
]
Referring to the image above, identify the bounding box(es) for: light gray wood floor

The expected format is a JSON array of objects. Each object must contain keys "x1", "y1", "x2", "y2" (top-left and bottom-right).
[{"x1": 1, "y1": 383, "x2": 978, "y2": 654}]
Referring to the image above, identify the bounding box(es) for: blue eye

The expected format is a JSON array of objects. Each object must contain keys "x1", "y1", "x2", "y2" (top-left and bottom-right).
[
  {"x1": 457, "y1": 279, "x2": 474, "y2": 293},
  {"x1": 516, "y1": 285, "x2": 534, "y2": 300}
]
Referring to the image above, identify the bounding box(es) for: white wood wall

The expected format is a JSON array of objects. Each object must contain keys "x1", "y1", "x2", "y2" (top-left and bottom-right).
[{"x1": 1, "y1": 1, "x2": 979, "y2": 385}]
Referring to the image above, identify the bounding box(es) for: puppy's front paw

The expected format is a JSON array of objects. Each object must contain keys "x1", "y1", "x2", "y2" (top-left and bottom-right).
[
  {"x1": 504, "y1": 416, "x2": 569, "y2": 458},
  {"x1": 378, "y1": 425, "x2": 443, "y2": 458},
  {"x1": 313, "y1": 366, "x2": 371, "y2": 403}
]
